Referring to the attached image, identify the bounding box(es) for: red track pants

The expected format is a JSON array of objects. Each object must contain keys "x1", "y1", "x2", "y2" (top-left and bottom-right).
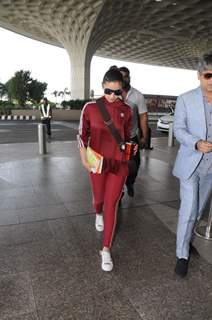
[{"x1": 90, "y1": 164, "x2": 128, "y2": 248}]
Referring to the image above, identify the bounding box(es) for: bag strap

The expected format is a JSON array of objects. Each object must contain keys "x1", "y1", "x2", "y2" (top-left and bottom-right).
[{"x1": 96, "y1": 97, "x2": 125, "y2": 151}]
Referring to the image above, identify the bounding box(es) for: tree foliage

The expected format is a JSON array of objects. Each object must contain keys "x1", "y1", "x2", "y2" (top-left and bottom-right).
[
  {"x1": 3, "y1": 70, "x2": 47, "y2": 107},
  {"x1": 28, "y1": 79, "x2": 47, "y2": 103},
  {"x1": 5, "y1": 70, "x2": 31, "y2": 106},
  {"x1": 0, "y1": 82, "x2": 8, "y2": 99}
]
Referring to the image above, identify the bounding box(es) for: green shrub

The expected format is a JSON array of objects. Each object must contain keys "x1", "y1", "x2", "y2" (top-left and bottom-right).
[
  {"x1": 62, "y1": 99, "x2": 91, "y2": 110},
  {"x1": 0, "y1": 101, "x2": 15, "y2": 115}
]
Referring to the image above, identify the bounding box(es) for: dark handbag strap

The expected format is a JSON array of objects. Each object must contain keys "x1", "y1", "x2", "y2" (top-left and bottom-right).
[{"x1": 96, "y1": 97, "x2": 125, "y2": 151}]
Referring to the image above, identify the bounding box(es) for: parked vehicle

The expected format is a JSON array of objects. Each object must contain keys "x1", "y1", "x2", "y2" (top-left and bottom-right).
[{"x1": 157, "y1": 107, "x2": 174, "y2": 132}]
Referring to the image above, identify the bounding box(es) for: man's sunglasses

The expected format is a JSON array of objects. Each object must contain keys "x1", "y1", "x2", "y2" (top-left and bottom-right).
[
  {"x1": 104, "y1": 88, "x2": 122, "y2": 96},
  {"x1": 202, "y1": 73, "x2": 212, "y2": 79}
]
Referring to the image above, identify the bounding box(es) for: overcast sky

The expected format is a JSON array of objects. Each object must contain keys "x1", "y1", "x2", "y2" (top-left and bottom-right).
[{"x1": 0, "y1": 27, "x2": 199, "y2": 100}]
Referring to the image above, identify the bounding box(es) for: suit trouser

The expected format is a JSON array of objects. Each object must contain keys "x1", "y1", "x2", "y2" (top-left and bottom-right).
[
  {"x1": 90, "y1": 164, "x2": 128, "y2": 248},
  {"x1": 126, "y1": 135, "x2": 140, "y2": 187},
  {"x1": 177, "y1": 171, "x2": 212, "y2": 259}
]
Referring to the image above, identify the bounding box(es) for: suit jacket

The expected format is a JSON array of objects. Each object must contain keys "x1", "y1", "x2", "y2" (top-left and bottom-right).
[{"x1": 173, "y1": 86, "x2": 206, "y2": 180}]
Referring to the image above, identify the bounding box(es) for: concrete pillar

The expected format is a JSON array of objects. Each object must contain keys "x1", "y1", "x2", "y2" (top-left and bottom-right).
[
  {"x1": 60, "y1": 1, "x2": 104, "y2": 100},
  {"x1": 68, "y1": 49, "x2": 92, "y2": 100}
]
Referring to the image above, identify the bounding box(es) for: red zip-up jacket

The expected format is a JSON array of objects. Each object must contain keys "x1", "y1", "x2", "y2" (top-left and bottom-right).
[{"x1": 78, "y1": 97, "x2": 132, "y2": 171}]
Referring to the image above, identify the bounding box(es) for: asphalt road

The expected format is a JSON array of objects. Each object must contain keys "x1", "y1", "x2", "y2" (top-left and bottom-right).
[{"x1": 0, "y1": 121, "x2": 167, "y2": 144}]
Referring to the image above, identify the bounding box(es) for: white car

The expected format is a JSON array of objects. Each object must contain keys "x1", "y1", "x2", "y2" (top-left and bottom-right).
[{"x1": 157, "y1": 112, "x2": 174, "y2": 132}]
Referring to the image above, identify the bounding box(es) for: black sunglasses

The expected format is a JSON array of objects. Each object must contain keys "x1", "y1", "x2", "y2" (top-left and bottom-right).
[
  {"x1": 203, "y1": 73, "x2": 212, "y2": 80},
  {"x1": 104, "y1": 88, "x2": 122, "y2": 96}
]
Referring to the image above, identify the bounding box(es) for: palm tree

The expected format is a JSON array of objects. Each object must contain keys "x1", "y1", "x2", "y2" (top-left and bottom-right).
[
  {"x1": 51, "y1": 90, "x2": 58, "y2": 103},
  {"x1": 58, "y1": 90, "x2": 65, "y2": 101},
  {"x1": 90, "y1": 89, "x2": 94, "y2": 100},
  {"x1": 0, "y1": 82, "x2": 8, "y2": 100},
  {"x1": 64, "y1": 87, "x2": 71, "y2": 101}
]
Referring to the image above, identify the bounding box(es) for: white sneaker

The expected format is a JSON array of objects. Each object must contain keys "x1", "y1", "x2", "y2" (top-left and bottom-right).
[
  {"x1": 95, "y1": 214, "x2": 104, "y2": 232},
  {"x1": 100, "y1": 250, "x2": 113, "y2": 272}
]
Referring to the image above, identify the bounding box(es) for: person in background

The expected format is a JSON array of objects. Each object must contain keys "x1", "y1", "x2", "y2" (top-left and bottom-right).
[
  {"x1": 40, "y1": 97, "x2": 52, "y2": 137},
  {"x1": 78, "y1": 68, "x2": 133, "y2": 272},
  {"x1": 173, "y1": 53, "x2": 212, "y2": 278},
  {"x1": 119, "y1": 66, "x2": 148, "y2": 197}
]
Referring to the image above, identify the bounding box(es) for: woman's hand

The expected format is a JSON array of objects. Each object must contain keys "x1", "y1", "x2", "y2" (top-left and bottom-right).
[
  {"x1": 80, "y1": 147, "x2": 92, "y2": 172},
  {"x1": 82, "y1": 160, "x2": 92, "y2": 172},
  {"x1": 133, "y1": 144, "x2": 138, "y2": 155}
]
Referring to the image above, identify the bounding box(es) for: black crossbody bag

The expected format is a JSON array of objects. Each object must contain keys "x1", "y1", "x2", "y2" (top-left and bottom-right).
[
  {"x1": 96, "y1": 97, "x2": 137, "y2": 175},
  {"x1": 96, "y1": 97, "x2": 126, "y2": 152}
]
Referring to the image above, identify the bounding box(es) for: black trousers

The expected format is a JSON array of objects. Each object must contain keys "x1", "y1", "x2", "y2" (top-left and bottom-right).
[
  {"x1": 41, "y1": 118, "x2": 51, "y2": 136},
  {"x1": 126, "y1": 135, "x2": 140, "y2": 187}
]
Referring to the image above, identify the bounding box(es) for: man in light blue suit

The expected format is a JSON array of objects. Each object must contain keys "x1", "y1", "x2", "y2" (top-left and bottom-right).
[{"x1": 173, "y1": 53, "x2": 212, "y2": 278}]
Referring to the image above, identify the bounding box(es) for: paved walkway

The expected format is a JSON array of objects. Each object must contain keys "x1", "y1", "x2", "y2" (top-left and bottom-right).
[{"x1": 0, "y1": 137, "x2": 212, "y2": 320}]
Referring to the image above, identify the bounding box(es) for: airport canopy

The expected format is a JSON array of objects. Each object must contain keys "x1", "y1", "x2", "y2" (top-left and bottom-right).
[{"x1": 0, "y1": 0, "x2": 211, "y2": 98}]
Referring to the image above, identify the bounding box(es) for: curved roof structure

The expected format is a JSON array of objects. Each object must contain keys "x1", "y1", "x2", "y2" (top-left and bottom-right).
[{"x1": 1, "y1": 0, "x2": 212, "y2": 97}]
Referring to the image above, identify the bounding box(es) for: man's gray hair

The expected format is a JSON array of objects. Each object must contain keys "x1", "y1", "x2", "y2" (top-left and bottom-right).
[{"x1": 197, "y1": 53, "x2": 212, "y2": 73}]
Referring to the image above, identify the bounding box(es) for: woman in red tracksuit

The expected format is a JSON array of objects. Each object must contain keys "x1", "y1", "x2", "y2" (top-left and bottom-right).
[{"x1": 78, "y1": 68, "x2": 132, "y2": 272}]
